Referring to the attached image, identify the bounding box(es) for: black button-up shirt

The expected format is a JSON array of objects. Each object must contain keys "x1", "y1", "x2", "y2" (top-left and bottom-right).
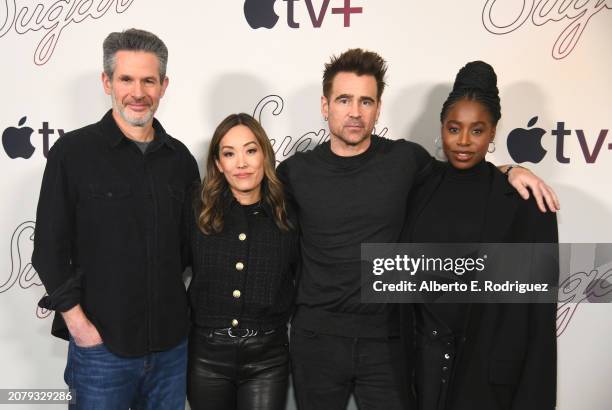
[{"x1": 33, "y1": 110, "x2": 200, "y2": 357}]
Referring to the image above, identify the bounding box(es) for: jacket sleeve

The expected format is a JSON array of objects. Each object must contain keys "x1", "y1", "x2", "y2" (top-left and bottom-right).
[
  {"x1": 181, "y1": 152, "x2": 201, "y2": 271},
  {"x1": 276, "y1": 159, "x2": 294, "y2": 203},
  {"x1": 32, "y1": 142, "x2": 81, "y2": 313},
  {"x1": 512, "y1": 203, "x2": 559, "y2": 410},
  {"x1": 411, "y1": 141, "x2": 435, "y2": 186}
]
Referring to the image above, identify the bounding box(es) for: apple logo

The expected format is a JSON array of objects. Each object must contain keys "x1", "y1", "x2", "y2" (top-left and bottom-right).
[
  {"x1": 506, "y1": 116, "x2": 547, "y2": 163},
  {"x1": 244, "y1": 0, "x2": 279, "y2": 29},
  {"x1": 2, "y1": 116, "x2": 35, "y2": 159}
]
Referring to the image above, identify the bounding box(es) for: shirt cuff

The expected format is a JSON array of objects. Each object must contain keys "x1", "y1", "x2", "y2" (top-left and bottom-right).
[{"x1": 38, "y1": 273, "x2": 82, "y2": 312}]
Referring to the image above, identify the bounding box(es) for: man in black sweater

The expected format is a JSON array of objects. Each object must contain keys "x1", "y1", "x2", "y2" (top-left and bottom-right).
[{"x1": 277, "y1": 49, "x2": 559, "y2": 410}]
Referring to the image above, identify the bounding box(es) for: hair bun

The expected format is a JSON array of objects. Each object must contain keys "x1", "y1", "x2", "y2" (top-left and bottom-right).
[{"x1": 453, "y1": 61, "x2": 498, "y2": 96}]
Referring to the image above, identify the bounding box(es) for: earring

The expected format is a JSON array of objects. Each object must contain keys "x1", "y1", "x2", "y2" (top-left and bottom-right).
[
  {"x1": 488, "y1": 141, "x2": 496, "y2": 153},
  {"x1": 434, "y1": 136, "x2": 445, "y2": 160},
  {"x1": 324, "y1": 117, "x2": 328, "y2": 121},
  {"x1": 434, "y1": 136, "x2": 441, "y2": 148}
]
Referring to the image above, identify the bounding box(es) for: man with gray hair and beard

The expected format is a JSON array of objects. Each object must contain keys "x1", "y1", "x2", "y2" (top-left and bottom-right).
[{"x1": 33, "y1": 29, "x2": 199, "y2": 409}]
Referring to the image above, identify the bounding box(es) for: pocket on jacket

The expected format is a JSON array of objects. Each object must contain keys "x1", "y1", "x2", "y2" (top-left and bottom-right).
[
  {"x1": 86, "y1": 183, "x2": 132, "y2": 227},
  {"x1": 89, "y1": 182, "x2": 131, "y2": 200}
]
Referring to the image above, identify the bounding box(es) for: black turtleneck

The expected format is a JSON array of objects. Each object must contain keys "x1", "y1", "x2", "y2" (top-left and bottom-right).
[
  {"x1": 412, "y1": 160, "x2": 491, "y2": 334},
  {"x1": 413, "y1": 160, "x2": 490, "y2": 243}
]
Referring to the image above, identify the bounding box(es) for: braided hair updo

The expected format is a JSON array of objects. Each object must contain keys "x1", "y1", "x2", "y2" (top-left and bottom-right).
[{"x1": 440, "y1": 61, "x2": 501, "y2": 125}]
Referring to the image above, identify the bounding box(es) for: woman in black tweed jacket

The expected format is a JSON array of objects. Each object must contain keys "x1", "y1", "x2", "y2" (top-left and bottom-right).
[{"x1": 187, "y1": 113, "x2": 298, "y2": 410}]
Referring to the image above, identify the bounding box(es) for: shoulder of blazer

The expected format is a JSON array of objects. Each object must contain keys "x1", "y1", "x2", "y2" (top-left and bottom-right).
[{"x1": 484, "y1": 162, "x2": 558, "y2": 243}]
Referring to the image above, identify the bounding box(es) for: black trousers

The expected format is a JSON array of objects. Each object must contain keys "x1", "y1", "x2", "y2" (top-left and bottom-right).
[
  {"x1": 187, "y1": 327, "x2": 289, "y2": 410},
  {"x1": 290, "y1": 327, "x2": 411, "y2": 410}
]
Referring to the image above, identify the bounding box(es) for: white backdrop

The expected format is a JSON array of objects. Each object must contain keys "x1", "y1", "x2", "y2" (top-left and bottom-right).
[{"x1": 1, "y1": 1, "x2": 611, "y2": 409}]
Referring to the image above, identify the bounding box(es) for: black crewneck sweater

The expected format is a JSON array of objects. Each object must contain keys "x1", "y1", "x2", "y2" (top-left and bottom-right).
[{"x1": 277, "y1": 135, "x2": 432, "y2": 337}]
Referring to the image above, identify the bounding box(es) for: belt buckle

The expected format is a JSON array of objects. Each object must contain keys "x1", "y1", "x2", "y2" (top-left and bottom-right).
[{"x1": 227, "y1": 328, "x2": 258, "y2": 338}]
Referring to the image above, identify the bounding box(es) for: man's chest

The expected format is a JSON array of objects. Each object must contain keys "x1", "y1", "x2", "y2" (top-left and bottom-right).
[{"x1": 291, "y1": 161, "x2": 416, "y2": 235}]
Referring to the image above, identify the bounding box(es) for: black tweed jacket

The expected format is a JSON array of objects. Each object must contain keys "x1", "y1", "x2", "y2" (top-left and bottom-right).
[{"x1": 188, "y1": 190, "x2": 299, "y2": 331}]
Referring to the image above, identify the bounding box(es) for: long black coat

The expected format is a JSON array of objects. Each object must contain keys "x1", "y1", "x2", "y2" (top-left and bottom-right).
[{"x1": 399, "y1": 162, "x2": 558, "y2": 410}]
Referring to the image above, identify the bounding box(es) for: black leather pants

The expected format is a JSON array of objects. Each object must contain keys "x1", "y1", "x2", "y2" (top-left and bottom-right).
[{"x1": 187, "y1": 326, "x2": 289, "y2": 410}]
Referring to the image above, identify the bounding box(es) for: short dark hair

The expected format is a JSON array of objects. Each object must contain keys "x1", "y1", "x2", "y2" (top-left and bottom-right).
[
  {"x1": 322, "y1": 48, "x2": 388, "y2": 100},
  {"x1": 103, "y1": 28, "x2": 168, "y2": 82},
  {"x1": 440, "y1": 61, "x2": 502, "y2": 125}
]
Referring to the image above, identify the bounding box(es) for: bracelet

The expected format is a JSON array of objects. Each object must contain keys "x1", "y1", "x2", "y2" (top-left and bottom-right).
[{"x1": 504, "y1": 165, "x2": 519, "y2": 177}]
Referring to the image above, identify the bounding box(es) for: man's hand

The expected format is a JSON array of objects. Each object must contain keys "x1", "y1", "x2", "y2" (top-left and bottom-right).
[
  {"x1": 61, "y1": 304, "x2": 103, "y2": 347},
  {"x1": 505, "y1": 166, "x2": 560, "y2": 212}
]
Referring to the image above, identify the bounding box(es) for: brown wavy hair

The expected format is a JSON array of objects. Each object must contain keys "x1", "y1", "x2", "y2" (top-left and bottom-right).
[{"x1": 197, "y1": 113, "x2": 291, "y2": 234}]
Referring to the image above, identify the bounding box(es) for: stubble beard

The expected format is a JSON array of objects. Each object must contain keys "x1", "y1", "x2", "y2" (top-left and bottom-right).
[
  {"x1": 112, "y1": 91, "x2": 155, "y2": 127},
  {"x1": 332, "y1": 126, "x2": 372, "y2": 148}
]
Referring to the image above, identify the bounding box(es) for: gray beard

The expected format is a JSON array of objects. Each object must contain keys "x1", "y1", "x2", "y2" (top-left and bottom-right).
[{"x1": 112, "y1": 97, "x2": 153, "y2": 127}]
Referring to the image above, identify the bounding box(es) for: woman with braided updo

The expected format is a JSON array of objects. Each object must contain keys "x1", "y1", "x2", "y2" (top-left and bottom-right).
[{"x1": 400, "y1": 61, "x2": 558, "y2": 410}]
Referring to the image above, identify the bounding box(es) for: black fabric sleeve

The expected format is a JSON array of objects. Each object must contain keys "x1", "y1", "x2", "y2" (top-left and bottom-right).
[
  {"x1": 32, "y1": 142, "x2": 80, "y2": 313},
  {"x1": 181, "y1": 152, "x2": 201, "y2": 271},
  {"x1": 38, "y1": 272, "x2": 82, "y2": 312},
  {"x1": 412, "y1": 142, "x2": 435, "y2": 186},
  {"x1": 513, "y1": 201, "x2": 558, "y2": 410},
  {"x1": 276, "y1": 159, "x2": 297, "y2": 210},
  {"x1": 276, "y1": 160, "x2": 301, "y2": 290}
]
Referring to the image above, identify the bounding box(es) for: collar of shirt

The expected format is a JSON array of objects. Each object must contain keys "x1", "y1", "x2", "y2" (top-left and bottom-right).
[
  {"x1": 221, "y1": 187, "x2": 274, "y2": 218},
  {"x1": 98, "y1": 109, "x2": 176, "y2": 151}
]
